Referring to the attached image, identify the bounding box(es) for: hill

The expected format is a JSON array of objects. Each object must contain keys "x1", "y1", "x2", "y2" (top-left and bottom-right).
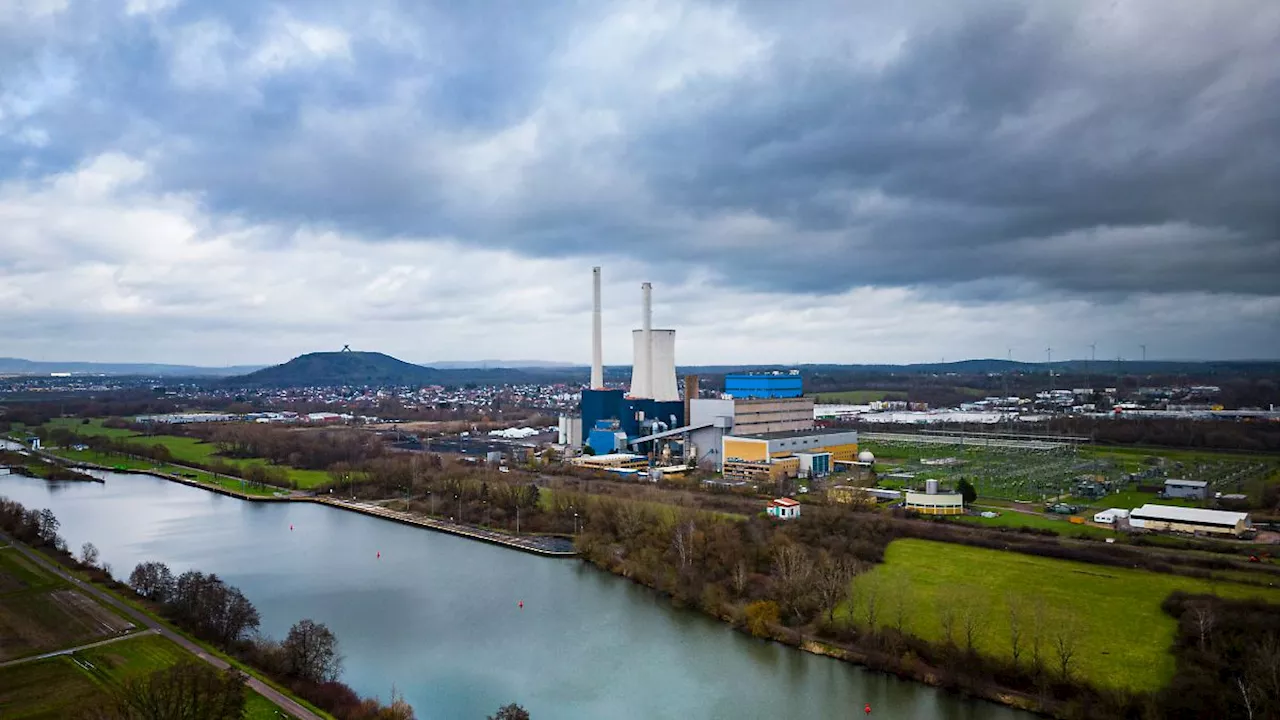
[
  {"x1": 231, "y1": 351, "x2": 442, "y2": 386},
  {"x1": 228, "y1": 351, "x2": 553, "y2": 387},
  {"x1": 0, "y1": 357, "x2": 262, "y2": 377}
]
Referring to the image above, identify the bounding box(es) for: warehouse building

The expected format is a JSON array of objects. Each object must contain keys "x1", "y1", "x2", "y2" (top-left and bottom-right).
[
  {"x1": 1128, "y1": 504, "x2": 1252, "y2": 537},
  {"x1": 1163, "y1": 479, "x2": 1209, "y2": 500}
]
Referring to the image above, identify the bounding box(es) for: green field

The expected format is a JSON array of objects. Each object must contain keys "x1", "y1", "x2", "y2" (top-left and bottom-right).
[
  {"x1": 957, "y1": 509, "x2": 1118, "y2": 539},
  {"x1": 840, "y1": 539, "x2": 1280, "y2": 692},
  {"x1": 0, "y1": 548, "x2": 138, "y2": 663},
  {"x1": 0, "y1": 635, "x2": 292, "y2": 720},
  {"x1": 0, "y1": 547, "x2": 56, "y2": 593},
  {"x1": 39, "y1": 418, "x2": 330, "y2": 489}
]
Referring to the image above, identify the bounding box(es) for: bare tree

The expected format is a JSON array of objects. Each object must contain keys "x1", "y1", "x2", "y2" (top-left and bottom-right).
[
  {"x1": 80, "y1": 542, "x2": 100, "y2": 568},
  {"x1": 1051, "y1": 614, "x2": 1080, "y2": 680},
  {"x1": 939, "y1": 602, "x2": 958, "y2": 647},
  {"x1": 891, "y1": 573, "x2": 910, "y2": 636},
  {"x1": 103, "y1": 660, "x2": 247, "y2": 720},
  {"x1": 1029, "y1": 599, "x2": 1046, "y2": 676},
  {"x1": 282, "y1": 619, "x2": 343, "y2": 684},
  {"x1": 731, "y1": 559, "x2": 749, "y2": 597},
  {"x1": 815, "y1": 553, "x2": 859, "y2": 622},
  {"x1": 860, "y1": 574, "x2": 881, "y2": 631},
  {"x1": 1190, "y1": 601, "x2": 1216, "y2": 652},
  {"x1": 1236, "y1": 676, "x2": 1256, "y2": 720},
  {"x1": 1006, "y1": 593, "x2": 1024, "y2": 667},
  {"x1": 772, "y1": 543, "x2": 813, "y2": 623},
  {"x1": 671, "y1": 518, "x2": 696, "y2": 573},
  {"x1": 959, "y1": 591, "x2": 985, "y2": 655}
]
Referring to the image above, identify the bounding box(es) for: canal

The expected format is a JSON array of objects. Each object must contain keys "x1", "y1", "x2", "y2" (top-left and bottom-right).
[{"x1": 0, "y1": 471, "x2": 1034, "y2": 719}]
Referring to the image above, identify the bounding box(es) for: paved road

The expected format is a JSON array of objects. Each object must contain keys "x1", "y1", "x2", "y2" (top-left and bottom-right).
[
  {"x1": 0, "y1": 628, "x2": 160, "y2": 669},
  {"x1": 0, "y1": 533, "x2": 321, "y2": 720}
]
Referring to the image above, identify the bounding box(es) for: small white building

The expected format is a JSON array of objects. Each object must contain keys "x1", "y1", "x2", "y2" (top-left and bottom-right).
[
  {"x1": 1093, "y1": 508, "x2": 1131, "y2": 524},
  {"x1": 767, "y1": 497, "x2": 801, "y2": 520}
]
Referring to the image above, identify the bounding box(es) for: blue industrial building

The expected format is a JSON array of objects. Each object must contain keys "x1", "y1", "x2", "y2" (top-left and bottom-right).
[
  {"x1": 580, "y1": 388, "x2": 684, "y2": 454},
  {"x1": 724, "y1": 372, "x2": 803, "y2": 399}
]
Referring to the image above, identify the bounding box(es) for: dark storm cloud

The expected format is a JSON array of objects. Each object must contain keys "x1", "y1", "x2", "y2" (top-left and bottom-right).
[{"x1": 3, "y1": 0, "x2": 1277, "y2": 300}]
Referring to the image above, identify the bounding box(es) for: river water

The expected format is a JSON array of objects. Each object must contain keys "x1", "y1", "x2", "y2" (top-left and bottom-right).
[{"x1": 0, "y1": 471, "x2": 1032, "y2": 719}]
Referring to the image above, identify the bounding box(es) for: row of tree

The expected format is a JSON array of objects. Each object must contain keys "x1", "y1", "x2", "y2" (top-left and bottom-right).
[
  {"x1": 126, "y1": 560, "x2": 409, "y2": 719},
  {"x1": 574, "y1": 497, "x2": 1280, "y2": 718}
]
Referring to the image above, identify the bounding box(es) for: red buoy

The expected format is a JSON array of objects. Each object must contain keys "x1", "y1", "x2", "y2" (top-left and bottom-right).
[
  {"x1": 518, "y1": 601, "x2": 524, "y2": 609},
  {"x1": 376, "y1": 551, "x2": 381, "y2": 559},
  {"x1": 864, "y1": 703, "x2": 872, "y2": 715},
  {"x1": 290, "y1": 524, "x2": 294, "y2": 531}
]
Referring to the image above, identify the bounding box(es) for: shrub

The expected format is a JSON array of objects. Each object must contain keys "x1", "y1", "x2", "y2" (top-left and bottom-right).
[{"x1": 745, "y1": 601, "x2": 780, "y2": 638}]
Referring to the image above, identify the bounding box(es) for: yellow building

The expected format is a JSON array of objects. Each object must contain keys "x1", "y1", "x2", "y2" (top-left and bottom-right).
[{"x1": 720, "y1": 428, "x2": 856, "y2": 484}]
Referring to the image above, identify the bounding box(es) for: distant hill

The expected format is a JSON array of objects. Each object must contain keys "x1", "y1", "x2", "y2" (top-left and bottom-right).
[
  {"x1": 232, "y1": 351, "x2": 441, "y2": 386},
  {"x1": 228, "y1": 351, "x2": 552, "y2": 387},
  {"x1": 0, "y1": 357, "x2": 262, "y2": 377}
]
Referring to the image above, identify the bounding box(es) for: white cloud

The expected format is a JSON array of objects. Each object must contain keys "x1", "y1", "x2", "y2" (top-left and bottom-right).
[
  {"x1": 0, "y1": 0, "x2": 69, "y2": 26},
  {"x1": 125, "y1": 0, "x2": 179, "y2": 16},
  {"x1": 167, "y1": 20, "x2": 237, "y2": 88},
  {"x1": 247, "y1": 16, "x2": 351, "y2": 76}
]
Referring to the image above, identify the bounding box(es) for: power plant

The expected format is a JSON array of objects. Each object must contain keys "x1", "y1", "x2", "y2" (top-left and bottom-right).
[{"x1": 561, "y1": 267, "x2": 858, "y2": 485}]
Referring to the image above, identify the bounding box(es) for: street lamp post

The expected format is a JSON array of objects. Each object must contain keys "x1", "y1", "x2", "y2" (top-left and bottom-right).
[
  {"x1": 516, "y1": 505, "x2": 520, "y2": 534},
  {"x1": 574, "y1": 511, "x2": 580, "y2": 535},
  {"x1": 456, "y1": 494, "x2": 461, "y2": 523}
]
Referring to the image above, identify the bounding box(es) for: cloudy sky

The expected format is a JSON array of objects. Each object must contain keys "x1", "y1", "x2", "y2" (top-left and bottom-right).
[{"x1": 2, "y1": 0, "x2": 1278, "y2": 367}]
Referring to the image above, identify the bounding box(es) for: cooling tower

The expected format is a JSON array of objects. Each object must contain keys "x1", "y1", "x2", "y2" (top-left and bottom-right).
[{"x1": 631, "y1": 329, "x2": 678, "y2": 401}]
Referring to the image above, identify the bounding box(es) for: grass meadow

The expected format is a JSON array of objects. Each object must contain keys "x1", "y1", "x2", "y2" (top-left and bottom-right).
[{"x1": 838, "y1": 538, "x2": 1280, "y2": 692}]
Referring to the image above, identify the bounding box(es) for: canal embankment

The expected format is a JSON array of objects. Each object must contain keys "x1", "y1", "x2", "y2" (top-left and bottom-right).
[{"x1": 22, "y1": 441, "x2": 576, "y2": 557}]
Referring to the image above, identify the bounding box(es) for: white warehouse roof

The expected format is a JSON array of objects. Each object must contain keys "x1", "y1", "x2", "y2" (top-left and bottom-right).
[
  {"x1": 1164, "y1": 479, "x2": 1209, "y2": 488},
  {"x1": 1130, "y1": 504, "x2": 1249, "y2": 528}
]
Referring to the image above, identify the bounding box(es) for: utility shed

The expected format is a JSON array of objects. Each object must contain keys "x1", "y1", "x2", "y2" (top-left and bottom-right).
[
  {"x1": 1164, "y1": 478, "x2": 1209, "y2": 499},
  {"x1": 1093, "y1": 508, "x2": 1130, "y2": 524},
  {"x1": 1128, "y1": 504, "x2": 1251, "y2": 537}
]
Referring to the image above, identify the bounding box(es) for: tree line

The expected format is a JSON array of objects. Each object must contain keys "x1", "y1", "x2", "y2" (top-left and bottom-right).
[
  {"x1": 126, "y1": 559, "x2": 412, "y2": 719},
  {"x1": 574, "y1": 497, "x2": 1280, "y2": 718}
]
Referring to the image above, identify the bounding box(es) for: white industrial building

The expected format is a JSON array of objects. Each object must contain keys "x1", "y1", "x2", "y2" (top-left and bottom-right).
[
  {"x1": 1128, "y1": 504, "x2": 1252, "y2": 537},
  {"x1": 1092, "y1": 508, "x2": 1130, "y2": 524}
]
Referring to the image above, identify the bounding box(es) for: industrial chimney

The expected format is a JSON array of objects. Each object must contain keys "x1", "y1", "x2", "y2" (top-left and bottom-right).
[{"x1": 591, "y1": 267, "x2": 603, "y2": 389}]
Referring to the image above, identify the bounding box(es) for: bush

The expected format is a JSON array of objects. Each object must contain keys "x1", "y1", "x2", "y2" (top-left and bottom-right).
[{"x1": 744, "y1": 601, "x2": 780, "y2": 638}]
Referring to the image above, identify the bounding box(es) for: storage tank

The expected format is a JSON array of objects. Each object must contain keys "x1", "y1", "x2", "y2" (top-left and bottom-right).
[
  {"x1": 925, "y1": 478, "x2": 939, "y2": 495},
  {"x1": 858, "y1": 450, "x2": 875, "y2": 464}
]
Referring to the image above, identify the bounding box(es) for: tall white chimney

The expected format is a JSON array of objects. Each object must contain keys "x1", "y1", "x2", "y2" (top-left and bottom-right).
[
  {"x1": 591, "y1": 267, "x2": 603, "y2": 389},
  {"x1": 642, "y1": 282, "x2": 653, "y2": 399}
]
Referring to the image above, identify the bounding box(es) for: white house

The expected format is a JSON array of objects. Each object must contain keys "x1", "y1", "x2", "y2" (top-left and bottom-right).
[
  {"x1": 767, "y1": 497, "x2": 801, "y2": 520},
  {"x1": 1093, "y1": 508, "x2": 1130, "y2": 524}
]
